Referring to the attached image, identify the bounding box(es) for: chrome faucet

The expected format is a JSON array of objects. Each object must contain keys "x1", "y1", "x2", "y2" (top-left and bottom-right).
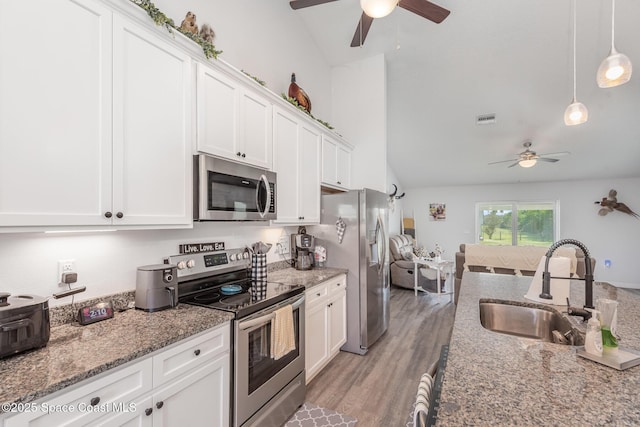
[{"x1": 539, "y1": 239, "x2": 594, "y2": 317}]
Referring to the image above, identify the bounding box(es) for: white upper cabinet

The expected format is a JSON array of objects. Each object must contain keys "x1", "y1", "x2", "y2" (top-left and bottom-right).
[
  {"x1": 321, "y1": 135, "x2": 351, "y2": 190},
  {"x1": 197, "y1": 64, "x2": 273, "y2": 169},
  {"x1": 0, "y1": 0, "x2": 113, "y2": 227},
  {"x1": 112, "y1": 15, "x2": 192, "y2": 226},
  {"x1": 272, "y1": 107, "x2": 320, "y2": 224},
  {"x1": 0, "y1": 0, "x2": 192, "y2": 229}
]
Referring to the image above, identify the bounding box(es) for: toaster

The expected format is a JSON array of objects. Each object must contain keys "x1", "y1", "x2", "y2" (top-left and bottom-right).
[
  {"x1": 135, "y1": 264, "x2": 178, "y2": 312},
  {"x1": 0, "y1": 292, "x2": 50, "y2": 359}
]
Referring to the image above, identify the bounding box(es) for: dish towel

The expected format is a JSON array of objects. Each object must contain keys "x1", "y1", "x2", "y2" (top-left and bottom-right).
[{"x1": 271, "y1": 304, "x2": 296, "y2": 360}]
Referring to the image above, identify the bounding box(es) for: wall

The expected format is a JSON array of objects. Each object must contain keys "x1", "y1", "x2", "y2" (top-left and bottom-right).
[
  {"x1": 331, "y1": 54, "x2": 387, "y2": 193},
  {"x1": 386, "y1": 165, "x2": 404, "y2": 236},
  {"x1": 0, "y1": 0, "x2": 335, "y2": 306},
  {"x1": 0, "y1": 223, "x2": 293, "y2": 306},
  {"x1": 402, "y1": 177, "x2": 640, "y2": 287},
  {"x1": 153, "y1": 0, "x2": 333, "y2": 121}
]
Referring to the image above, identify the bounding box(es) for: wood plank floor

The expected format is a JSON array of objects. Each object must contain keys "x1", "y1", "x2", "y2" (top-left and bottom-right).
[{"x1": 305, "y1": 286, "x2": 456, "y2": 426}]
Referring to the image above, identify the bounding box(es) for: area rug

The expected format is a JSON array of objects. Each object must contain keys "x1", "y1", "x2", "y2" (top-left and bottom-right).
[{"x1": 285, "y1": 402, "x2": 357, "y2": 427}]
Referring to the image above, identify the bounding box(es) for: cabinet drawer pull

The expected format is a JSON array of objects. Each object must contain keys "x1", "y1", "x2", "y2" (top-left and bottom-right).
[
  {"x1": 104, "y1": 212, "x2": 112, "y2": 218},
  {"x1": 145, "y1": 408, "x2": 153, "y2": 416},
  {"x1": 156, "y1": 401, "x2": 164, "y2": 409},
  {"x1": 194, "y1": 349, "x2": 201, "y2": 356},
  {"x1": 90, "y1": 397, "x2": 100, "y2": 406}
]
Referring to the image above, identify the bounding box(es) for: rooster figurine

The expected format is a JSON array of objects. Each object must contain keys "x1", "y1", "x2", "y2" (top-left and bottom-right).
[
  {"x1": 595, "y1": 189, "x2": 639, "y2": 219},
  {"x1": 288, "y1": 73, "x2": 311, "y2": 113}
]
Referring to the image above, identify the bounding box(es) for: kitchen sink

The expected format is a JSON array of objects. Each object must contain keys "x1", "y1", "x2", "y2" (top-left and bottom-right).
[{"x1": 479, "y1": 300, "x2": 584, "y2": 345}]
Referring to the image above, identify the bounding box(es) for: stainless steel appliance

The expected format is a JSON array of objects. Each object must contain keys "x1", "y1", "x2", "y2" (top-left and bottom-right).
[
  {"x1": 167, "y1": 248, "x2": 305, "y2": 427},
  {"x1": 194, "y1": 154, "x2": 276, "y2": 221},
  {"x1": 316, "y1": 188, "x2": 390, "y2": 355},
  {"x1": 135, "y1": 264, "x2": 178, "y2": 312},
  {"x1": 0, "y1": 292, "x2": 50, "y2": 359},
  {"x1": 291, "y1": 232, "x2": 315, "y2": 271}
]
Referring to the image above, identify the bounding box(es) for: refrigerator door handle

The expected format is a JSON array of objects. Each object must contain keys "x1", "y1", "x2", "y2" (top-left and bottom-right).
[{"x1": 376, "y1": 215, "x2": 385, "y2": 275}]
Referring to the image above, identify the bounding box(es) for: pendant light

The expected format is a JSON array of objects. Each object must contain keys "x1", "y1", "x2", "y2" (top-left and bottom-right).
[
  {"x1": 564, "y1": 0, "x2": 588, "y2": 126},
  {"x1": 360, "y1": 0, "x2": 397, "y2": 18},
  {"x1": 597, "y1": 0, "x2": 632, "y2": 88}
]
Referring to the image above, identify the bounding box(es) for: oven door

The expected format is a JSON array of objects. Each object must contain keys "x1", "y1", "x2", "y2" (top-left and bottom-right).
[
  {"x1": 195, "y1": 155, "x2": 276, "y2": 221},
  {"x1": 234, "y1": 294, "x2": 305, "y2": 426}
]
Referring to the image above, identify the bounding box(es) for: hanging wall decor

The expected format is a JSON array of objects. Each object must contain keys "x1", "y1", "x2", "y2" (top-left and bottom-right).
[
  {"x1": 429, "y1": 203, "x2": 446, "y2": 221},
  {"x1": 595, "y1": 189, "x2": 639, "y2": 219}
]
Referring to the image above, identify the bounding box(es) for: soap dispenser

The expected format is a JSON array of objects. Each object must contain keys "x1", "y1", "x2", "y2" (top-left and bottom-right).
[{"x1": 585, "y1": 309, "x2": 603, "y2": 357}]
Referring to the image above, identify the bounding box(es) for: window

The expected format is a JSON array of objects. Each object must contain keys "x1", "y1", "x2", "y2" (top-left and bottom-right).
[{"x1": 475, "y1": 201, "x2": 558, "y2": 247}]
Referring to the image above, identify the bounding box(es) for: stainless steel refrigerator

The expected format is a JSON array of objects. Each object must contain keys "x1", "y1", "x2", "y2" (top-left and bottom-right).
[{"x1": 314, "y1": 188, "x2": 390, "y2": 355}]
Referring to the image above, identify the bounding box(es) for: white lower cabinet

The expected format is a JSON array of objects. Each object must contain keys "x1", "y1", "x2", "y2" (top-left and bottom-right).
[
  {"x1": 305, "y1": 274, "x2": 347, "y2": 384},
  {"x1": 2, "y1": 324, "x2": 230, "y2": 427}
]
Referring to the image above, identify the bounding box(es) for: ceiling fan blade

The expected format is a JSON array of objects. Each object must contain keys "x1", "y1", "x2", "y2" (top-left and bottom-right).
[
  {"x1": 538, "y1": 157, "x2": 560, "y2": 163},
  {"x1": 398, "y1": 0, "x2": 450, "y2": 23},
  {"x1": 351, "y1": 12, "x2": 374, "y2": 47},
  {"x1": 488, "y1": 158, "x2": 518, "y2": 165},
  {"x1": 289, "y1": 0, "x2": 338, "y2": 10},
  {"x1": 538, "y1": 151, "x2": 570, "y2": 157},
  {"x1": 507, "y1": 161, "x2": 520, "y2": 168}
]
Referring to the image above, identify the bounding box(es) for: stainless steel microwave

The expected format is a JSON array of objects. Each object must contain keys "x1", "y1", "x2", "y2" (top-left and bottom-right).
[{"x1": 194, "y1": 155, "x2": 276, "y2": 221}]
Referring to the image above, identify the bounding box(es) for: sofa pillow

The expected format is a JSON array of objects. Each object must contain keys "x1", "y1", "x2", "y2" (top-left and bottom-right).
[{"x1": 414, "y1": 246, "x2": 428, "y2": 258}]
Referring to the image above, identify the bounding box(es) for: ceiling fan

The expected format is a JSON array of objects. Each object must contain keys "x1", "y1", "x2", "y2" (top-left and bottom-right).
[
  {"x1": 289, "y1": 0, "x2": 450, "y2": 47},
  {"x1": 488, "y1": 141, "x2": 570, "y2": 168}
]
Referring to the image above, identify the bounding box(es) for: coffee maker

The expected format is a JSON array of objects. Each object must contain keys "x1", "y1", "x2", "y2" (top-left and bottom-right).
[{"x1": 291, "y1": 226, "x2": 315, "y2": 270}]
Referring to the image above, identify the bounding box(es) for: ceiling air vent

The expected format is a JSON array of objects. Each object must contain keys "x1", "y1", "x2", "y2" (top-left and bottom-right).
[{"x1": 476, "y1": 113, "x2": 496, "y2": 125}]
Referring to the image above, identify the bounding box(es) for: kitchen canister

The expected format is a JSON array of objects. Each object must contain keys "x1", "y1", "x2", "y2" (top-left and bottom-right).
[{"x1": 251, "y1": 254, "x2": 267, "y2": 300}]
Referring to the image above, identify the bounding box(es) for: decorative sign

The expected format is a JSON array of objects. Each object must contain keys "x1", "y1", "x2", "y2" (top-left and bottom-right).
[{"x1": 179, "y1": 242, "x2": 225, "y2": 254}]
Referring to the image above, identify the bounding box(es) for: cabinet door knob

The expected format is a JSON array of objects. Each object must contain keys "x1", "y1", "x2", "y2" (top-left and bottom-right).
[
  {"x1": 145, "y1": 408, "x2": 153, "y2": 416},
  {"x1": 237, "y1": 152, "x2": 242, "y2": 156},
  {"x1": 90, "y1": 397, "x2": 100, "y2": 406},
  {"x1": 104, "y1": 212, "x2": 112, "y2": 218},
  {"x1": 337, "y1": 181, "x2": 341, "y2": 185},
  {"x1": 194, "y1": 349, "x2": 201, "y2": 356},
  {"x1": 116, "y1": 212, "x2": 123, "y2": 219},
  {"x1": 241, "y1": 153, "x2": 246, "y2": 158},
  {"x1": 316, "y1": 293, "x2": 321, "y2": 297},
  {"x1": 156, "y1": 401, "x2": 164, "y2": 409}
]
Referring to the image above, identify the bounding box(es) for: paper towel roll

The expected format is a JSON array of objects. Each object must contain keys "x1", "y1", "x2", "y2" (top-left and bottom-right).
[{"x1": 524, "y1": 256, "x2": 571, "y2": 305}]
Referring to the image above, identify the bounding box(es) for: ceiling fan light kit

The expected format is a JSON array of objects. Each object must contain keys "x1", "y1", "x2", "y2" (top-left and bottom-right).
[
  {"x1": 597, "y1": 0, "x2": 633, "y2": 88},
  {"x1": 564, "y1": 0, "x2": 588, "y2": 126},
  {"x1": 360, "y1": 0, "x2": 398, "y2": 18},
  {"x1": 519, "y1": 159, "x2": 537, "y2": 168}
]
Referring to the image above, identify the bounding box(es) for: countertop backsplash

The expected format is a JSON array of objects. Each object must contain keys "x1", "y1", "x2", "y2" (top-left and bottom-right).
[{"x1": 50, "y1": 260, "x2": 296, "y2": 326}]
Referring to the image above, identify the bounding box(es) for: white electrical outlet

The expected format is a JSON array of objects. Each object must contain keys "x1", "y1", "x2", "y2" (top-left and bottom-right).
[
  {"x1": 277, "y1": 236, "x2": 290, "y2": 255},
  {"x1": 58, "y1": 259, "x2": 76, "y2": 282}
]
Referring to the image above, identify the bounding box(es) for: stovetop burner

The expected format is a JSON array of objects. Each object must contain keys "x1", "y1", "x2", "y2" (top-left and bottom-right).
[
  {"x1": 219, "y1": 293, "x2": 251, "y2": 309},
  {"x1": 192, "y1": 291, "x2": 221, "y2": 304}
]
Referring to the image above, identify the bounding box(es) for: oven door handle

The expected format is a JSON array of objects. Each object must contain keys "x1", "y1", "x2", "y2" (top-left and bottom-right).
[{"x1": 238, "y1": 297, "x2": 304, "y2": 331}]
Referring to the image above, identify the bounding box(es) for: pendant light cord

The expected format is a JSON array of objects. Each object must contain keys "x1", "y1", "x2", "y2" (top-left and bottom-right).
[
  {"x1": 610, "y1": 0, "x2": 616, "y2": 50},
  {"x1": 571, "y1": 0, "x2": 577, "y2": 101}
]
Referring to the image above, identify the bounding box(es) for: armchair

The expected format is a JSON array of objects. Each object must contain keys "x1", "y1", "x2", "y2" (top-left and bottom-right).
[{"x1": 389, "y1": 235, "x2": 438, "y2": 291}]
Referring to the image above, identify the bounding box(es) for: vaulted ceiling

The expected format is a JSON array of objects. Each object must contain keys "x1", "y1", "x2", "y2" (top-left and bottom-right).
[{"x1": 292, "y1": 0, "x2": 640, "y2": 187}]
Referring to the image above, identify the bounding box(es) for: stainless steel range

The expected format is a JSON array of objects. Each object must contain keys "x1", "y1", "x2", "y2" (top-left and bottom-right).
[{"x1": 167, "y1": 248, "x2": 305, "y2": 427}]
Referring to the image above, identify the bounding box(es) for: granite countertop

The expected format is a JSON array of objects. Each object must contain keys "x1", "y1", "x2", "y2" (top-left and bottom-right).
[
  {"x1": 268, "y1": 267, "x2": 348, "y2": 289},
  {"x1": 0, "y1": 305, "x2": 233, "y2": 411},
  {"x1": 437, "y1": 272, "x2": 640, "y2": 425}
]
